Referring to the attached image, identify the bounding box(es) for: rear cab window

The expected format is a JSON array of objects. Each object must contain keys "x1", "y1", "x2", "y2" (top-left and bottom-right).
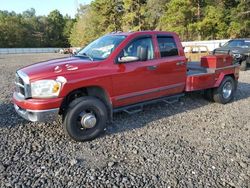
[{"x1": 157, "y1": 36, "x2": 179, "y2": 58}]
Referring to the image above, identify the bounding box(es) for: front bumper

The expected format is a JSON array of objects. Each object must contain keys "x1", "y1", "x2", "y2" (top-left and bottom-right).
[
  {"x1": 14, "y1": 104, "x2": 59, "y2": 122},
  {"x1": 13, "y1": 92, "x2": 63, "y2": 122}
]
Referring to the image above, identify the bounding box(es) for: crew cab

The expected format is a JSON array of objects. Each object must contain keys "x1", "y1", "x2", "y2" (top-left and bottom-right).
[
  {"x1": 214, "y1": 38, "x2": 250, "y2": 71},
  {"x1": 13, "y1": 31, "x2": 240, "y2": 142}
]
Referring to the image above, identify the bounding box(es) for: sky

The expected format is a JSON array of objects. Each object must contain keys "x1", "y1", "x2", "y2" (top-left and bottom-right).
[{"x1": 0, "y1": 0, "x2": 92, "y2": 18}]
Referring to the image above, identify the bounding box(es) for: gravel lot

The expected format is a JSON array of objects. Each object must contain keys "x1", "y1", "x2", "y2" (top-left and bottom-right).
[{"x1": 0, "y1": 53, "x2": 249, "y2": 187}]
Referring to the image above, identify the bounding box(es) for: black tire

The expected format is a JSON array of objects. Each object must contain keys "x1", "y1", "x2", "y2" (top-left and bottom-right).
[
  {"x1": 63, "y1": 96, "x2": 108, "y2": 142},
  {"x1": 213, "y1": 76, "x2": 236, "y2": 104},
  {"x1": 240, "y1": 60, "x2": 247, "y2": 71},
  {"x1": 204, "y1": 89, "x2": 214, "y2": 102}
]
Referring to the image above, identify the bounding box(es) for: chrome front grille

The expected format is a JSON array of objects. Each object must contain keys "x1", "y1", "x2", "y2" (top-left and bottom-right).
[
  {"x1": 15, "y1": 71, "x2": 31, "y2": 99},
  {"x1": 15, "y1": 73, "x2": 25, "y2": 96}
]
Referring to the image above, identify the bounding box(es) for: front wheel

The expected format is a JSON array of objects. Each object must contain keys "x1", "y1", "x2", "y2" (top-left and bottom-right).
[
  {"x1": 63, "y1": 96, "x2": 108, "y2": 142},
  {"x1": 213, "y1": 76, "x2": 236, "y2": 104}
]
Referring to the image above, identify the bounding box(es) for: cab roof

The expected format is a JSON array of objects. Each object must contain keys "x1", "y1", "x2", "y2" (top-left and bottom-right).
[{"x1": 109, "y1": 30, "x2": 177, "y2": 37}]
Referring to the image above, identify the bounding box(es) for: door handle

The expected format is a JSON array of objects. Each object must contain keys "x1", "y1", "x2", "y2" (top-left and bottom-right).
[
  {"x1": 176, "y1": 62, "x2": 185, "y2": 66},
  {"x1": 147, "y1": 65, "x2": 158, "y2": 70}
]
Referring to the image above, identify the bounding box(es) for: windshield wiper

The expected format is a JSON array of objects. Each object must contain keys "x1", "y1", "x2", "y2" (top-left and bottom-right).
[{"x1": 77, "y1": 53, "x2": 94, "y2": 61}]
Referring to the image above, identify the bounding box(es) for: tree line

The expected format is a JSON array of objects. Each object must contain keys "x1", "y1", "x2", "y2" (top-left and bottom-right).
[
  {"x1": 70, "y1": 0, "x2": 249, "y2": 47},
  {"x1": 0, "y1": 0, "x2": 249, "y2": 48},
  {"x1": 0, "y1": 8, "x2": 75, "y2": 48}
]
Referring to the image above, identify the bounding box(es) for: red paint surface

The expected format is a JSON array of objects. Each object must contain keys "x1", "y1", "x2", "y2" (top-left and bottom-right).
[
  {"x1": 201, "y1": 55, "x2": 233, "y2": 68},
  {"x1": 13, "y1": 94, "x2": 63, "y2": 110}
]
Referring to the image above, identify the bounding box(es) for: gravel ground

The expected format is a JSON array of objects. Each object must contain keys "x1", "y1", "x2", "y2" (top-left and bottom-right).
[{"x1": 0, "y1": 53, "x2": 249, "y2": 187}]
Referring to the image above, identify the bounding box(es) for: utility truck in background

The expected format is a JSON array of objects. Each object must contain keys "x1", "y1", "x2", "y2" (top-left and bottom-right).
[{"x1": 13, "y1": 31, "x2": 240, "y2": 141}]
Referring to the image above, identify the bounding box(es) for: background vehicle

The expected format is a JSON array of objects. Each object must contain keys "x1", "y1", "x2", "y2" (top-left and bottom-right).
[
  {"x1": 213, "y1": 38, "x2": 250, "y2": 71},
  {"x1": 59, "y1": 48, "x2": 72, "y2": 54},
  {"x1": 184, "y1": 45, "x2": 210, "y2": 62},
  {"x1": 13, "y1": 31, "x2": 240, "y2": 142}
]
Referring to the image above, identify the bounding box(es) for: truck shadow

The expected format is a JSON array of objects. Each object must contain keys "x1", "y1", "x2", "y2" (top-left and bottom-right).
[
  {"x1": 105, "y1": 81, "x2": 250, "y2": 136},
  {"x1": 1, "y1": 81, "x2": 250, "y2": 136}
]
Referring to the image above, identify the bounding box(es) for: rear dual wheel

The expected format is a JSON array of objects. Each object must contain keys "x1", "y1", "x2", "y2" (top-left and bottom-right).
[
  {"x1": 204, "y1": 76, "x2": 236, "y2": 104},
  {"x1": 63, "y1": 96, "x2": 108, "y2": 142}
]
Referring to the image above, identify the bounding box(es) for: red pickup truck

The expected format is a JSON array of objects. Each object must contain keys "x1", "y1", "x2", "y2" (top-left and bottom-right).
[{"x1": 13, "y1": 31, "x2": 239, "y2": 141}]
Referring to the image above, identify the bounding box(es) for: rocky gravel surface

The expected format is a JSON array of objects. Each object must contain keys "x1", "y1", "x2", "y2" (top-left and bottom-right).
[{"x1": 0, "y1": 53, "x2": 249, "y2": 187}]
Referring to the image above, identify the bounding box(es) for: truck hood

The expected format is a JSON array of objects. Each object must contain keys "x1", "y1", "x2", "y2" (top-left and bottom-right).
[{"x1": 20, "y1": 56, "x2": 99, "y2": 80}]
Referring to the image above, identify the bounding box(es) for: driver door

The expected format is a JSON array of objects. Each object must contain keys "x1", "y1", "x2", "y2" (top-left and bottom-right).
[{"x1": 111, "y1": 36, "x2": 163, "y2": 107}]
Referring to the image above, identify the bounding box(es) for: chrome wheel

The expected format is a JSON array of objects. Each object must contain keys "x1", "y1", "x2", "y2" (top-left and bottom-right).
[
  {"x1": 79, "y1": 112, "x2": 97, "y2": 129},
  {"x1": 222, "y1": 81, "x2": 233, "y2": 99}
]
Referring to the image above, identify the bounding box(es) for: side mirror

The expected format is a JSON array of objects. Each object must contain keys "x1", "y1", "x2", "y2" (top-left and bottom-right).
[
  {"x1": 137, "y1": 46, "x2": 148, "y2": 61},
  {"x1": 219, "y1": 43, "x2": 222, "y2": 47},
  {"x1": 117, "y1": 56, "x2": 139, "y2": 63}
]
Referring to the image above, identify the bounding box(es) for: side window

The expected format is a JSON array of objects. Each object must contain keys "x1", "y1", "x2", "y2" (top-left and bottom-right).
[
  {"x1": 157, "y1": 36, "x2": 178, "y2": 57},
  {"x1": 228, "y1": 40, "x2": 243, "y2": 47},
  {"x1": 122, "y1": 38, "x2": 154, "y2": 60}
]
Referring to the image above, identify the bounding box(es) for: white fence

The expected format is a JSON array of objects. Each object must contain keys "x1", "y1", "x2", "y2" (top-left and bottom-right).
[
  {"x1": 0, "y1": 39, "x2": 230, "y2": 54},
  {"x1": 182, "y1": 39, "x2": 229, "y2": 52},
  {"x1": 0, "y1": 48, "x2": 61, "y2": 54}
]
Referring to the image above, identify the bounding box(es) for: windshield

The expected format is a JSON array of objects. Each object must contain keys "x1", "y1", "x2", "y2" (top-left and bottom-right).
[
  {"x1": 76, "y1": 35, "x2": 126, "y2": 60},
  {"x1": 223, "y1": 40, "x2": 250, "y2": 48}
]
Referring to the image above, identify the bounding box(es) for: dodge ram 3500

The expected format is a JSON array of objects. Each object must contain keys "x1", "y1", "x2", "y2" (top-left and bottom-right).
[{"x1": 13, "y1": 31, "x2": 240, "y2": 141}]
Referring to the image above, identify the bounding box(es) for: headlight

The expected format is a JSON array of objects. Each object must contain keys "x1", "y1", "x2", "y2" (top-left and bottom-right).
[{"x1": 31, "y1": 80, "x2": 61, "y2": 98}]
